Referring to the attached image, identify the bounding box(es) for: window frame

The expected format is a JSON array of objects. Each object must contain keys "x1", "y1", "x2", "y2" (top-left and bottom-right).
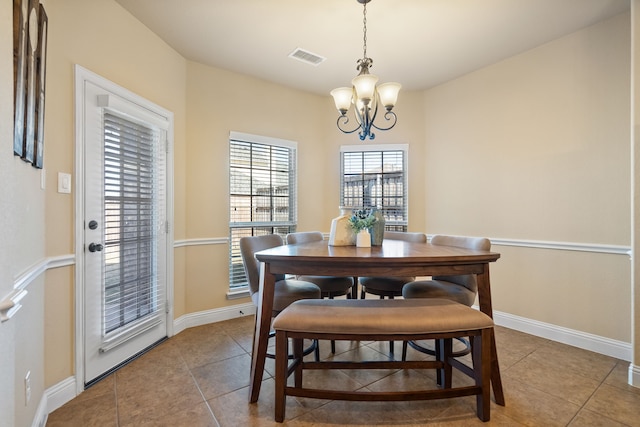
[
  {"x1": 340, "y1": 144, "x2": 409, "y2": 231},
  {"x1": 228, "y1": 132, "x2": 298, "y2": 295}
]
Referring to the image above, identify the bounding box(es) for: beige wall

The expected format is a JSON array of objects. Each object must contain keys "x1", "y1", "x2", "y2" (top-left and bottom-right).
[
  {"x1": 42, "y1": 0, "x2": 188, "y2": 392},
  {"x1": 183, "y1": 62, "x2": 339, "y2": 311},
  {"x1": 1, "y1": 0, "x2": 48, "y2": 423},
  {"x1": 423, "y1": 12, "x2": 631, "y2": 341},
  {"x1": 633, "y1": 0, "x2": 640, "y2": 370},
  {"x1": 1, "y1": 0, "x2": 18, "y2": 423}
]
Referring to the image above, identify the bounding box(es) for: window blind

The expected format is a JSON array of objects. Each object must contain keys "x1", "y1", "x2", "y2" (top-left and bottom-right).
[
  {"x1": 103, "y1": 112, "x2": 166, "y2": 335},
  {"x1": 341, "y1": 147, "x2": 408, "y2": 230},
  {"x1": 229, "y1": 134, "x2": 297, "y2": 288}
]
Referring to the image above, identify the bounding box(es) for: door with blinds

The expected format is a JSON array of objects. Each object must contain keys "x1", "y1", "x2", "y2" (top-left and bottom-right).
[{"x1": 80, "y1": 72, "x2": 170, "y2": 385}]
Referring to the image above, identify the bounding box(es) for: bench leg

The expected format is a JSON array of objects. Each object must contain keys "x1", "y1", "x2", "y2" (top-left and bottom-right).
[
  {"x1": 473, "y1": 330, "x2": 491, "y2": 422},
  {"x1": 275, "y1": 331, "x2": 288, "y2": 423}
]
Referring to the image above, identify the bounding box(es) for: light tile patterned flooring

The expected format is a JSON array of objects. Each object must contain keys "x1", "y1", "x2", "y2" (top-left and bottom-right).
[{"x1": 47, "y1": 315, "x2": 640, "y2": 426}]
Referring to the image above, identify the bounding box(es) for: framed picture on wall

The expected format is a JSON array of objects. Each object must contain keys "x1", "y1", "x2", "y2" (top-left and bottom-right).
[
  {"x1": 13, "y1": 0, "x2": 47, "y2": 169},
  {"x1": 13, "y1": 0, "x2": 29, "y2": 158},
  {"x1": 33, "y1": 4, "x2": 47, "y2": 169}
]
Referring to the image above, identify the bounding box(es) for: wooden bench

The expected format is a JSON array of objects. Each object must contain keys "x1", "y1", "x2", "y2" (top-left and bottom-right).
[{"x1": 272, "y1": 298, "x2": 494, "y2": 423}]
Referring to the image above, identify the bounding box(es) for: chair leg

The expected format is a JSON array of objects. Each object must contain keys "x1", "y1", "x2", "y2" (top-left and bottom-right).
[
  {"x1": 328, "y1": 294, "x2": 336, "y2": 354},
  {"x1": 401, "y1": 340, "x2": 408, "y2": 361},
  {"x1": 436, "y1": 339, "x2": 453, "y2": 388},
  {"x1": 388, "y1": 295, "x2": 394, "y2": 354},
  {"x1": 293, "y1": 337, "x2": 304, "y2": 388},
  {"x1": 443, "y1": 338, "x2": 453, "y2": 388}
]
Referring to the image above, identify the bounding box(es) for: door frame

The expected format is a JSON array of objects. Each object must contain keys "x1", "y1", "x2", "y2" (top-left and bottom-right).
[{"x1": 73, "y1": 65, "x2": 175, "y2": 393}]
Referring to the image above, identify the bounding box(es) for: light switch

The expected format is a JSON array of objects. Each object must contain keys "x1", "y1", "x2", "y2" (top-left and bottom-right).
[{"x1": 58, "y1": 172, "x2": 71, "y2": 194}]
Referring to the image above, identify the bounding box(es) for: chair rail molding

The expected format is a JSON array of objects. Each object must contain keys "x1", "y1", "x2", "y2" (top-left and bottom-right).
[
  {"x1": 173, "y1": 237, "x2": 228, "y2": 248},
  {"x1": 0, "y1": 254, "x2": 75, "y2": 322},
  {"x1": 481, "y1": 236, "x2": 629, "y2": 256},
  {"x1": 425, "y1": 234, "x2": 630, "y2": 255}
]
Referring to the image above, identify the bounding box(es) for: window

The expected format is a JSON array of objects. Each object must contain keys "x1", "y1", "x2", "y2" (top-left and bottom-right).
[
  {"x1": 103, "y1": 111, "x2": 166, "y2": 334},
  {"x1": 341, "y1": 144, "x2": 408, "y2": 231},
  {"x1": 229, "y1": 132, "x2": 297, "y2": 290}
]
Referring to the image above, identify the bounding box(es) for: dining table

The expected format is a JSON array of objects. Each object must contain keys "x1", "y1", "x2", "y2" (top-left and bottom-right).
[{"x1": 249, "y1": 238, "x2": 504, "y2": 406}]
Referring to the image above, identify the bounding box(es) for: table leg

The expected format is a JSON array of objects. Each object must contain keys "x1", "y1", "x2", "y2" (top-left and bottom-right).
[
  {"x1": 249, "y1": 262, "x2": 275, "y2": 403},
  {"x1": 477, "y1": 266, "x2": 505, "y2": 406},
  {"x1": 351, "y1": 276, "x2": 359, "y2": 299}
]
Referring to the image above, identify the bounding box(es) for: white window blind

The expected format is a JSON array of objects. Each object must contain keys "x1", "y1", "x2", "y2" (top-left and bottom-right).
[
  {"x1": 228, "y1": 132, "x2": 297, "y2": 289},
  {"x1": 341, "y1": 145, "x2": 408, "y2": 230},
  {"x1": 103, "y1": 111, "x2": 166, "y2": 335}
]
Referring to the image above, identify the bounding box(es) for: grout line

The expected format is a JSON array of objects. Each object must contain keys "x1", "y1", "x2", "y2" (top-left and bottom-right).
[
  {"x1": 187, "y1": 367, "x2": 221, "y2": 427},
  {"x1": 113, "y1": 371, "x2": 120, "y2": 427}
]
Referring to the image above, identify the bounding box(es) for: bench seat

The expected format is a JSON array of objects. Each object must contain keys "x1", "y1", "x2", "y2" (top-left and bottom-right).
[{"x1": 272, "y1": 298, "x2": 494, "y2": 423}]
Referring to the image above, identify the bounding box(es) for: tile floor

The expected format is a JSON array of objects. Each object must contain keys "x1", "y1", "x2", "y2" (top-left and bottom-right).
[{"x1": 47, "y1": 315, "x2": 640, "y2": 426}]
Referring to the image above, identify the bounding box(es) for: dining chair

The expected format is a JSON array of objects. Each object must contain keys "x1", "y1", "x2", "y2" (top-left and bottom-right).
[
  {"x1": 240, "y1": 234, "x2": 322, "y2": 359},
  {"x1": 286, "y1": 231, "x2": 354, "y2": 353},
  {"x1": 401, "y1": 234, "x2": 491, "y2": 361},
  {"x1": 358, "y1": 230, "x2": 427, "y2": 353},
  {"x1": 286, "y1": 232, "x2": 354, "y2": 299}
]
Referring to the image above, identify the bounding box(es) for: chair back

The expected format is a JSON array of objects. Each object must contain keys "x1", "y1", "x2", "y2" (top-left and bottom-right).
[
  {"x1": 240, "y1": 234, "x2": 285, "y2": 296},
  {"x1": 383, "y1": 231, "x2": 427, "y2": 243},
  {"x1": 286, "y1": 231, "x2": 323, "y2": 245},
  {"x1": 431, "y1": 235, "x2": 491, "y2": 293}
]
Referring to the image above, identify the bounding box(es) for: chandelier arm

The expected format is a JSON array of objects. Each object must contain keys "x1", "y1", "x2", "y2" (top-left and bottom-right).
[
  {"x1": 354, "y1": 101, "x2": 375, "y2": 140},
  {"x1": 336, "y1": 115, "x2": 363, "y2": 135},
  {"x1": 370, "y1": 111, "x2": 398, "y2": 131}
]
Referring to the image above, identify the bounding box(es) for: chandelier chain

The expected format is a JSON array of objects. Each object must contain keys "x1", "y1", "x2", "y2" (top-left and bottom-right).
[{"x1": 362, "y1": 2, "x2": 367, "y2": 59}]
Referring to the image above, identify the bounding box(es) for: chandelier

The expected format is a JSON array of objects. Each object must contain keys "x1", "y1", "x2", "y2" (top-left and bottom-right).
[{"x1": 330, "y1": 0, "x2": 401, "y2": 141}]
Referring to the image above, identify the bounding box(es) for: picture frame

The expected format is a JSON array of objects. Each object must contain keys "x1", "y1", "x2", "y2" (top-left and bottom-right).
[
  {"x1": 33, "y1": 4, "x2": 48, "y2": 169},
  {"x1": 13, "y1": 0, "x2": 47, "y2": 169},
  {"x1": 13, "y1": 0, "x2": 28, "y2": 158}
]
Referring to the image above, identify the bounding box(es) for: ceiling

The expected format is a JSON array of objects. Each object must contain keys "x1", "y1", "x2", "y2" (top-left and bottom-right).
[{"x1": 115, "y1": 0, "x2": 629, "y2": 96}]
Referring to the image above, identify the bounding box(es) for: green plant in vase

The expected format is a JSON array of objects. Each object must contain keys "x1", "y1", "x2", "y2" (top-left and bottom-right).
[{"x1": 348, "y1": 209, "x2": 377, "y2": 247}]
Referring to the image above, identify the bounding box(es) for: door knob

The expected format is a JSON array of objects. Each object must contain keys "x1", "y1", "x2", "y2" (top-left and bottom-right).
[{"x1": 88, "y1": 243, "x2": 103, "y2": 252}]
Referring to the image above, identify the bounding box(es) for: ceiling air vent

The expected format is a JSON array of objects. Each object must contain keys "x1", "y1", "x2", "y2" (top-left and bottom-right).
[{"x1": 288, "y1": 48, "x2": 326, "y2": 66}]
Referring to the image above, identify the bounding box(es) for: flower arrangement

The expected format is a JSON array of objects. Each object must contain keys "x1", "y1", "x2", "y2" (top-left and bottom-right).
[{"x1": 348, "y1": 208, "x2": 377, "y2": 233}]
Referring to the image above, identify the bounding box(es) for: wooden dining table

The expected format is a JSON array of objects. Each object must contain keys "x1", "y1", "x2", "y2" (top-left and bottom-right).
[{"x1": 249, "y1": 238, "x2": 504, "y2": 406}]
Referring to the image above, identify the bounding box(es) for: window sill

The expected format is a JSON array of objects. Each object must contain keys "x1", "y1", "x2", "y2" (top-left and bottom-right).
[{"x1": 226, "y1": 287, "x2": 250, "y2": 300}]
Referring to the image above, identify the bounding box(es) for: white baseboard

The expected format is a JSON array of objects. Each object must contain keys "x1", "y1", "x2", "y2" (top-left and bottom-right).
[
  {"x1": 630, "y1": 363, "x2": 640, "y2": 388},
  {"x1": 35, "y1": 376, "x2": 76, "y2": 427},
  {"x1": 491, "y1": 309, "x2": 632, "y2": 361},
  {"x1": 172, "y1": 302, "x2": 256, "y2": 335}
]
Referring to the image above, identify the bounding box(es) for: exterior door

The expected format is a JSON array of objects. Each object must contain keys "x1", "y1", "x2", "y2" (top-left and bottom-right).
[{"x1": 79, "y1": 70, "x2": 170, "y2": 385}]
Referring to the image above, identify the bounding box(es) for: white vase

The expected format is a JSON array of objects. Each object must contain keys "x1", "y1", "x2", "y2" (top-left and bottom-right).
[
  {"x1": 329, "y1": 207, "x2": 355, "y2": 246},
  {"x1": 356, "y1": 229, "x2": 371, "y2": 248}
]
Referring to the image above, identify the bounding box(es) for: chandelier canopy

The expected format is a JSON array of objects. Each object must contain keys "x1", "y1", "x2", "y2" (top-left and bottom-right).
[{"x1": 330, "y1": 0, "x2": 401, "y2": 141}]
